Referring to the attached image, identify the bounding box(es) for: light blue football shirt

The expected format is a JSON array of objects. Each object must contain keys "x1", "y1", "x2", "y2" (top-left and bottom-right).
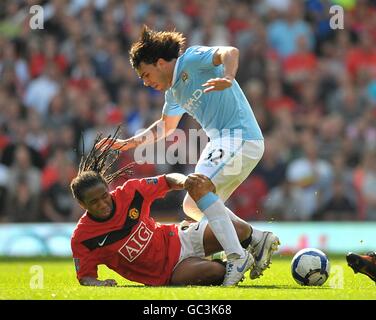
[{"x1": 162, "y1": 46, "x2": 263, "y2": 141}]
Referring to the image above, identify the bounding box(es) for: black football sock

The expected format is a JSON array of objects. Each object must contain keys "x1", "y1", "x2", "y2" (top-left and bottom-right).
[{"x1": 241, "y1": 232, "x2": 252, "y2": 249}]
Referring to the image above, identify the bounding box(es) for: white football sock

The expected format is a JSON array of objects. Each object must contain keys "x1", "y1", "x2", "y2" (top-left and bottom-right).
[
  {"x1": 197, "y1": 192, "x2": 244, "y2": 258},
  {"x1": 184, "y1": 194, "x2": 260, "y2": 251}
]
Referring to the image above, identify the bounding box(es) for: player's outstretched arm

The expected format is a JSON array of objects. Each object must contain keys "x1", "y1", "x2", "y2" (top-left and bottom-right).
[
  {"x1": 79, "y1": 277, "x2": 117, "y2": 287},
  {"x1": 95, "y1": 114, "x2": 182, "y2": 151},
  {"x1": 202, "y1": 46, "x2": 239, "y2": 93}
]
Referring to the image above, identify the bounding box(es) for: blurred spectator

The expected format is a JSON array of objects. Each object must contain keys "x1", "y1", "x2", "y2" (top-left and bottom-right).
[
  {"x1": 294, "y1": 80, "x2": 323, "y2": 132},
  {"x1": 254, "y1": 135, "x2": 287, "y2": 189},
  {"x1": 243, "y1": 79, "x2": 274, "y2": 134},
  {"x1": 1, "y1": 120, "x2": 45, "y2": 169},
  {"x1": 328, "y1": 152, "x2": 358, "y2": 205},
  {"x1": 265, "y1": 79, "x2": 297, "y2": 114},
  {"x1": 313, "y1": 176, "x2": 357, "y2": 221},
  {"x1": 46, "y1": 92, "x2": 72, "y2": 129},
  {"x1": 29, "y1": 35, "x2": 68, "y2": 78},
  {"x1": 23, "y1": 62, "x2": 60, "y2": 116},
  {"x1": 346, "y1": 109, "x2": 376, "y2": 154},
  {"x1": 327, "y1": 75, "x2": 368, "y2": 125},
  {"x1": 189, "y1": 1, "x2": 230, "y2": 46},
  {"x1": 283, "y1": 35, "x2": 318, "y2": 86},
  {"x1": 56, "y1": 124, "x2": 80, "y2": 164},
  {"x1": 263, "y1": 0, "x2": 292, "y2": 13},
  {"x1": 0, "y1": 2, "x2": 26, "y2": 39},
  {"x1": 286, "y1": 132, "x2": 332, "y2": 219},
  {"x1": 263, "y1": 180, "x2": 308, "y2": 221},
  {"x1": 0, "y1": 39, "x2": 29, "y2": 90},
  {"x1": 267, "y1": 1, "x2": 314, "y2": 58},
  {"x1": 346, "y1": 30, "x2": 376, "y2": 80},
  {"x1": 4, "y1": 175, "x2": 40, "y2": 222},
  {"x1": 316, "y1": 114, "x2": 345, "y2": 161},
  {"x1": 7, "y1": 144, "x2": 41, "y2": 202},
  {"x1": 353, "y1": 150, "x2": 376, "y2": 220},
  {"x1": 25, "y1": 110, "x2": 48, "y2": 154},
  {"x1": 0, "y1": 162, "x2": 8, "y2": 218},
  {"x1": 228, "y1": 175, "x2": 268, "y2": 221},
  {"x1": 42, "y1": 159, "x2": 81, "y2": 222}
]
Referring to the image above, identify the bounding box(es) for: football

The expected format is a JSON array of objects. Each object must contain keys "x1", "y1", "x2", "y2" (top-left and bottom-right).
[{"x1": 291, "y1": 248, "x2": 330, "y2": 286}]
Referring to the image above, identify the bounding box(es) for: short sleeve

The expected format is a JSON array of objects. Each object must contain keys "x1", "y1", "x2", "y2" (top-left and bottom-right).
[
  {"x1": 120, "y1": 175, "x2": 171, "y2": 202},
  {"x1": 184, "y1": 46, "x2": 219, "y2": 70},
  {"x1": 162, "y1": 90, "x2": 186, "y2": 116}
]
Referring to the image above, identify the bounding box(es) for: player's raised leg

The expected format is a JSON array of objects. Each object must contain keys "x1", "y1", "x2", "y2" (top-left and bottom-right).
[
  {"x1": 184, "y1": 173, "x2": 254, "y2": 286},
  {"x1": 183, "y1": 138, "x2": 280, "y2": 280}
]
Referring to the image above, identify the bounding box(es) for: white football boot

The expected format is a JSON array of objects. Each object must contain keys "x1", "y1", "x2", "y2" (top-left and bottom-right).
[
  {"x1": 249, "y1": 231, "x2": 280, "y2": 280},
  {"x1": 222, "y1": 248, "x2": 255, "y2": 286}
]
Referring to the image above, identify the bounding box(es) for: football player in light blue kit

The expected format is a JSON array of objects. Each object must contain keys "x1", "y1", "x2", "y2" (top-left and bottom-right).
[{"x1": 98, "y1": 26, "x2": 280, "y2": 286}]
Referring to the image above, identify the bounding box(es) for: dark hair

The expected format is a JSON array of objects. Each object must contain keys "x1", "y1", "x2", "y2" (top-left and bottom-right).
[
  {"x1": 129, "y1": 25, "x2": 186, "y2": 70},
  {"x1": 70, "y1": 127, "x2": 133, "y2": 202}
]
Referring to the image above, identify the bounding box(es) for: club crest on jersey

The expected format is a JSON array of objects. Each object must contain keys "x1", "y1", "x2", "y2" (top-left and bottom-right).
[
  {"x1": 118, "y1": 221, "x2": 153, "y2": 262},
  {"x1": 181, "y1": 72, "x2": 188, "y2": 82},
  {"x1": 128, "y1": 208, "x2": 139, "y2": 220}
]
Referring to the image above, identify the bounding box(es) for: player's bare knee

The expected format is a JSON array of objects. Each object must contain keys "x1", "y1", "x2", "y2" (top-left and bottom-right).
[
  {"x1": 187, "y1": 184, "x2": 211, "y2": 202},
  {"x1": 188, "y1": 189, "x2": 206, "y2": 202},
  {"x1": 186, "y1": 175, "x2": 216, "y2": 202}
]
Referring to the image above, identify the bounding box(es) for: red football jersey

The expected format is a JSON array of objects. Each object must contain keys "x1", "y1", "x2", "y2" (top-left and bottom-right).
[{"x1": 71, "y1": 175, "x2": 181, "y2": 286}]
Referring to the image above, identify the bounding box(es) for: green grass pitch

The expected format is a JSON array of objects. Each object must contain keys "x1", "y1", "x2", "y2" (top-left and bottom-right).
[{"x1": 0, "y1": 256, "x2": 375, "y2": 300}]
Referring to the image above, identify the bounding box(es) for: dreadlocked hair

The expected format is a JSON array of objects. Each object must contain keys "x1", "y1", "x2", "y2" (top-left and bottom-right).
[{"x1": 70, "y1": 127, "x2": 134, "y2": 202}]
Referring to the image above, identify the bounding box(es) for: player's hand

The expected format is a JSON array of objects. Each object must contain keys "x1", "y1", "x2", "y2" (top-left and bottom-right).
[
  {"x1": 101, "y1": 279, "x2": 117, "y2": 287},
  {"x1": 202, "y1": 77, "x2": 233, "y2": 93},
  {"x1": 95, "y1": 138, "x2": 132, "y2": 152},
  {"x1": 80, "y1": 277, "x2": 118, "y2": 287}
]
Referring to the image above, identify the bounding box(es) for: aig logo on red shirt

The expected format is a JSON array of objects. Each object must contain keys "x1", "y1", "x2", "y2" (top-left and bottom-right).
[{"x1": 118, "y1": 222, "x2": 153, "y2": 262}]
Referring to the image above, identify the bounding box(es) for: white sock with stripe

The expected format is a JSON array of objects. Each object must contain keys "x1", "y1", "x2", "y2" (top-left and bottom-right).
[{"x1": 196, "y1": 192, "x2": 244, "y2": 258}]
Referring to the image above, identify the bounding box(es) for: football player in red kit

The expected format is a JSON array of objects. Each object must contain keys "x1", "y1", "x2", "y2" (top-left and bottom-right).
[{"x1": 70, "y1": 131, "x2": 253, "y2": 286}]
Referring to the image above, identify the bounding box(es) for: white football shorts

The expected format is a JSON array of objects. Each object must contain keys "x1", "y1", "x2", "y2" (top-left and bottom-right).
[
  {"x1": 175, "y1": 219, "x2": 209, "y2": 268},
  {"x1": 195, "y1": 137, "x2": 264, "y2": 201}
]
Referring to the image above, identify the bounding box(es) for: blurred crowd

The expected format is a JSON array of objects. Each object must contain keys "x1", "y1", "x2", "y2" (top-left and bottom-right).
[{"x1": 0, "y1": 0, "x2": 375, "y2": 223}]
